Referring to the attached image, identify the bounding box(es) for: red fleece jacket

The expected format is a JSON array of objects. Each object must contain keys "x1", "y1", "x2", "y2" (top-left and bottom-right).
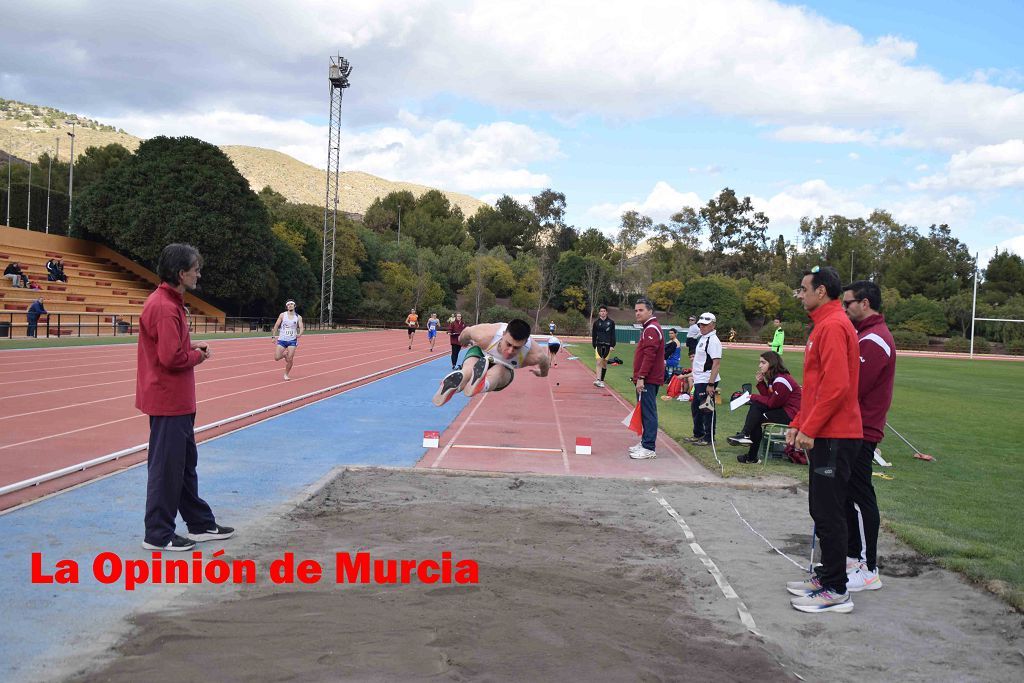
[
  {"x1": 790, "y1": 299, "x2": 863, "y2": 440},
  {"x1": 751, "y1": 372, "x2": 802, "y2": 419},
  {"x1": 632, "y1": 316, "x2": 666, "y2": 385},
  {"x1": 136, "y1": 283, "x2": 204, "y2": 416},
  {"x1": 854, "y1": 313, "x2": 896, "y2": 443}
]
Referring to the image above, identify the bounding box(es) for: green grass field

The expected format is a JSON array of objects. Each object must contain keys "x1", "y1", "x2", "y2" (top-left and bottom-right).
[{"x1": 574, "y1": 340, "x2": 1024, "y2": 610}]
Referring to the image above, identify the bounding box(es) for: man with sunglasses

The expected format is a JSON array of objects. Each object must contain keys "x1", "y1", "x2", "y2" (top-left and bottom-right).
[
  {"x1": 785, "y1": 266, "x2": 863, "y2": 613},
  {"x1": 841, "y1": 280, "x2": 895, "y2": 593}
]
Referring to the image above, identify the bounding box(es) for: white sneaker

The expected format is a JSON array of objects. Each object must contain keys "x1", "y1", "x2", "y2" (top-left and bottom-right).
[
  {"x1": 628, "y1": 443, "x2": 644, "y2": 452},
  {"x1": 283, "y1": 373, "x2": 290, "y2": 381},
  {"x1": 786, "y1": 575, "x2": 822, "y2": 596},
  {"x1": 629, "y1": 447, "x2": 657, "y2": 459},
  {"x1": 791, "y1": 587, "x2": 853, "y2": 613},
  {"x1": 593, "y1": 380, "x2": 605, "y2": 387},
  {"x1": 846, "y1": 566, "x2": 883, "y2": 592}
]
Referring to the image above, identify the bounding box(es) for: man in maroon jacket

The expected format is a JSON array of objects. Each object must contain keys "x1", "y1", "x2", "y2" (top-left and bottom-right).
[
  {"x1": 785, "y1": 266, "x2": 863, "y2": 614},
  {"x1": 629, "y1": 297, "x2": 665, "y2": 460},
  {"x1": 842, "y1": 280, "x2": 895, "y2": 592},
  {"x1": 137, "y1": 244, "x2": 233, "y2": 552}
]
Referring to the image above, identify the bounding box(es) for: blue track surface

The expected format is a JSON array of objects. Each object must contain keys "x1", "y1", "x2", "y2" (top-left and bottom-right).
[{"x1": 0, "y1": 356, "x2": 463, "y2": 681}]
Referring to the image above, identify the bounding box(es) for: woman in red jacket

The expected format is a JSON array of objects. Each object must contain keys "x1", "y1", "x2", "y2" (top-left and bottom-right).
[
  {"x1": 729, "y1": 351, "x2": 802, "y2": 463},
  {"x1": 448, "y1": 312, "x2": 467, "y2": 369}
]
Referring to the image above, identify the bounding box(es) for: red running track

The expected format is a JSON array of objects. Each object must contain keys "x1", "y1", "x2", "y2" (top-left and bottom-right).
[
  {"x1": 0, "y1": 330, "x2": 439, "y2": 509},
  {"x1": 418, "y1": 348, "x2": 717, "y2": 482}
]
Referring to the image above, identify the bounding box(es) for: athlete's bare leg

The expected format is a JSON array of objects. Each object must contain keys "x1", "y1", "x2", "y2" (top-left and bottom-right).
[
  {"x1": 274, "y1": 345, "x2": 286, "y2": 362},
  {"x1": 284, "y1": 346, "x2": 296, "y2": 378}
]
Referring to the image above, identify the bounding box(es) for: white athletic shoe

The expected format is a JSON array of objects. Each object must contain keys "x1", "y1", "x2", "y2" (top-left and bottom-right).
[
  {"x1": 791, "y1": 587, "x2": 853, "y2": 613},
  {"x1": 283, "y1": 373, "x2": 290, "y2": 381},
  {"x1": 786, "y1": 575, "x2": 822, "y2": 596},
  {"x1": 846, "y1": 565, "x2": 883, "y2": 592},
  {"x1": 629, "y1": 447, "x2": 657, "y2": 459},
  {"x1": 593, "y1": 380, "x2": 605, "y2": 387}
]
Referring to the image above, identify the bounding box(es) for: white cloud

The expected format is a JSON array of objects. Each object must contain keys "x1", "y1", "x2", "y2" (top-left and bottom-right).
[
  {"x1": 911, "y1": 139, "x2": 1024, "y2": 191},
  {"x1": 848, "y1": 152, "x2": 860, "y2": 160},
  {"x1": 101, "y1": 108, "x2": 558, "y2": 195},
  {"x1": 752, "y1": 180, "x2": 871, "y2": 226},
  {"x1": 889, "y1": 194, "x2": 975, "y2": 228},
  {"x1": 585, "y1": 181, "x2": 702, "y2": 228},
  {"x1": 9, "y1": 0, "x2": 1024, "y2": 152}
]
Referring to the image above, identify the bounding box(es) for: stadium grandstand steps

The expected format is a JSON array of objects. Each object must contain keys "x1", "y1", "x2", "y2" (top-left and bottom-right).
[{"x1": 1, "y1": 225, "x2": 224, "y2": 337}]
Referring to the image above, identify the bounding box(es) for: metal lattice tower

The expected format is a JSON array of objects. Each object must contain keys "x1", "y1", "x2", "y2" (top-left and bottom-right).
[{"x1": 320, "y1": 55, "x2": 353, "y2": 325}]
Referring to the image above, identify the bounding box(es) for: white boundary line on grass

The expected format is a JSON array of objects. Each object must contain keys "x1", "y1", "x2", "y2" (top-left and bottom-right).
[{"x1": 650, "y1": 486, "x2": 761, "y2": 636}]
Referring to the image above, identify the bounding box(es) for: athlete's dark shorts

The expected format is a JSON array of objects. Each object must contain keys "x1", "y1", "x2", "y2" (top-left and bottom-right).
[
  {"x1": 407, "y1": 326, "x2": 416, "y2": 336},
  {"x1": 595, "y1": 343, "x2": 611, "y2": 360}
]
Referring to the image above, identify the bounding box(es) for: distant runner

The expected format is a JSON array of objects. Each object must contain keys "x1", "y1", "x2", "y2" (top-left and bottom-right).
[
  {"x1": 405, "y1": 308, "x2": 419, "y2": 349},
  {"x1": 431, "y1": 319, "x2": 557, "y2": 406},
  {"x1": 427, "y1": 313, "x2": 440, "y2": 352},
  {"x1": 271, "y1": 299, "x2": 303, "y2": 381}
]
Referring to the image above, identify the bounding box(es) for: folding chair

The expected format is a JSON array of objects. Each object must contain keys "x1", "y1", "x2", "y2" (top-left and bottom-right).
[{"x1": 758, "y1": 423, "x2": 790, "y2": 465}]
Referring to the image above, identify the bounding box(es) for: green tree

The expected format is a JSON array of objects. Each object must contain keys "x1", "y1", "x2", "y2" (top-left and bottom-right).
[
  {"x1": 647, "y1": 279, "x2": 685, "y2": 313},
  {"x1": 75, "y1": 136, "x2": 276, "y2": 307},
  {"x1": 677, "y1": 276, "x2": 744, "y2": 329},
  {"x1": 700, "y1": 188, "x2": 769, "y2": 279},
  {"x1": 743, "y1": 286, "x2": 780, "y2": 324},
  {"x1": 575, "y1": 228, "x2": 614, "y2": 258},
  {"x1": 982, "y1": 250, "x2": 1024, "y2": 305},
  {"x1": 562, "y1": 285, "x2": 586, "y2": 312},
  {"x1": 467, "y1": 195, "x2": 539, "y2": 255}
]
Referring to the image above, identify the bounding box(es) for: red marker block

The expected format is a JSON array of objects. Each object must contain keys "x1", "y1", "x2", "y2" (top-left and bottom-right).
[
  {"x1": 575, "y1": 437, "x2": 592, "y2": 455},
  {"x1": 422, "y1": 431, "x2": 440, "y2": 448}
]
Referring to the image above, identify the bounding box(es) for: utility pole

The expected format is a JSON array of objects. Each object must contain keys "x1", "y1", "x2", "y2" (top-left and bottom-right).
[
  {"x1": 26, "y1": 163, "x2": 32, "y2": 229},
  {"x1": 397, "y1": 204, "x2": 402, "y2": 246},
  {"x1": 5, "y1": 133, "x2": 10, "y2": 226},
  {"x1": 45, "y1": 137, "x2": 58, "y2": 234},
  {"x1": 66, "y1": 121, "x2": 76, "y2": 234}
]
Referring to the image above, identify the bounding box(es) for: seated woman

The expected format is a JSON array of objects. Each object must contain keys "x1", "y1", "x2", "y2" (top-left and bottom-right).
[
  {"x1": 728, "y1": 350, "x2": 802, "y2": 463},
  {"x1": 664, "y1": 328, "x2": 681, "y2": 383}
]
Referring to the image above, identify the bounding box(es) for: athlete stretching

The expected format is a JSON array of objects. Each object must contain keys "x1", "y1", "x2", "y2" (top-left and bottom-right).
[{"x1": 431, "y1": 319, "x2": 559, "y2": 406}]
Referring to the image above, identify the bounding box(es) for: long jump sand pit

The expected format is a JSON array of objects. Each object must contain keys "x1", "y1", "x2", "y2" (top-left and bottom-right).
[{"x1": 74, "y1": 468, "x2": 1022, "y2": 682}]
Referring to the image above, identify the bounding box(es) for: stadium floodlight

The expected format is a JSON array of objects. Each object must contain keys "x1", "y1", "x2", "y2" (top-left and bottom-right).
[{"x1": 320, "y1": 55, "x2": 353, "y2": 326}]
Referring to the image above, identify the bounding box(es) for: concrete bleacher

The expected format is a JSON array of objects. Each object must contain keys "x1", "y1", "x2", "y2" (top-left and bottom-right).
[{"x1": 1, "y1": 225, "x2": 224, "y2": 338}]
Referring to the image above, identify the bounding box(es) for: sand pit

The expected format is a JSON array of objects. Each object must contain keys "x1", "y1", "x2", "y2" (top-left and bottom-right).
[{"x1": 71, "y1": 469, "x2": 1022, "y2": 682}]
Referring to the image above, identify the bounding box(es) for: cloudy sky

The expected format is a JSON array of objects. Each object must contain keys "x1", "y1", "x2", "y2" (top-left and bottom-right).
[{"x1": 3, "y1": 0, "x2": 1023, "y2": 263}]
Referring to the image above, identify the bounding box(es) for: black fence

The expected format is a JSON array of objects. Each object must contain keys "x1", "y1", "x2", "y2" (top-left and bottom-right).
[{"x1": 0, "y1": 311, "x2": 416, "y2": 339}]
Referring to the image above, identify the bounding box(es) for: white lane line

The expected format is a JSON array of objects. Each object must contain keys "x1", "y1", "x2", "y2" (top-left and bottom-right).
[
  {"x1": 450, "y1": 445, "x2": 563, "y2": 453},
  {"x1": 429, "y1": 392, "x2": 490, "y2": 469},
  {"x1": 547, "y1": 376, "x2": 571, "y2": 473},
  {"x1": 0, "y1": 355, "x2": 436, "y2": 497},
  {"x1": 0, "y1": 349, "x2": 435, "y2": 450},
  {"x1": 650, "y1": 487, "x2": 761, "y2": 636}
]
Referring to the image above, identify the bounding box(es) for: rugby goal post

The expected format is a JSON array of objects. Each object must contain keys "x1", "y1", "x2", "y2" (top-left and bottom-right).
[{"x1": 970, "y1": 252, "x2": 1024, "y2": 358}]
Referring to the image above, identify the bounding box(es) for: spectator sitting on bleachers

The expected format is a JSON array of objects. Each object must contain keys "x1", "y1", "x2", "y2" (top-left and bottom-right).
[
  {"x1": 5, "y1": 262, "x2": 29, "y2": 288},
  {"x1": 45, "y1": 258, "x2": 69, "y2": 282}
]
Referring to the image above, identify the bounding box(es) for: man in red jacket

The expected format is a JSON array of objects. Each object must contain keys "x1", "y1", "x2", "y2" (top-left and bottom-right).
[
  {"x1": 785, "y1": 266, "x2": 863, "y2": 613},
  {"x1": 629, "y1": 297, "x2": 665, "y2": 460},
  {"x1": 842, "y1": 280, "x2": 895, "y2": 592},
  {"x1": 137, "y1": 244, "x2": 233, "y2": 552}
]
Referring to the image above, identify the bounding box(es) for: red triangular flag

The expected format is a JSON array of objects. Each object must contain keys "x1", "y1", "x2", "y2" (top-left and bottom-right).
[{"x1": 622, "y1": 401, "x2": 643, "y2": 435}]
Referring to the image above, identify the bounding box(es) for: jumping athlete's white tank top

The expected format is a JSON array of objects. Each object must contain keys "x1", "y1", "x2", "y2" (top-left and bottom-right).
[
  {"x1": 279, "y1": 312, "x2": 300, "y2": 341},
  {"x1": 483, "y1": 323, "x2": 532, "y2": 369}
]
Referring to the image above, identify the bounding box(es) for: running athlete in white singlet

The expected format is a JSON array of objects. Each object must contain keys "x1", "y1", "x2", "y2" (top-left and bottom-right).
[{"x1": 271, "y1": 300, "x2": 304, "y2": 380}]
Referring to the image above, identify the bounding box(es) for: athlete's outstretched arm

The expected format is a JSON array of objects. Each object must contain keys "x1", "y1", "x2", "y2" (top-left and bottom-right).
[{"x1": 270, "y1": 313, "x2": 284, "y2": 337}]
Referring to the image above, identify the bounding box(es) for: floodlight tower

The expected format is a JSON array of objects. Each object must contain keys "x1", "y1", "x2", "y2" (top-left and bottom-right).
[{"x1": 320, "y1": 55, "x2": 353, "y2": 326}]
